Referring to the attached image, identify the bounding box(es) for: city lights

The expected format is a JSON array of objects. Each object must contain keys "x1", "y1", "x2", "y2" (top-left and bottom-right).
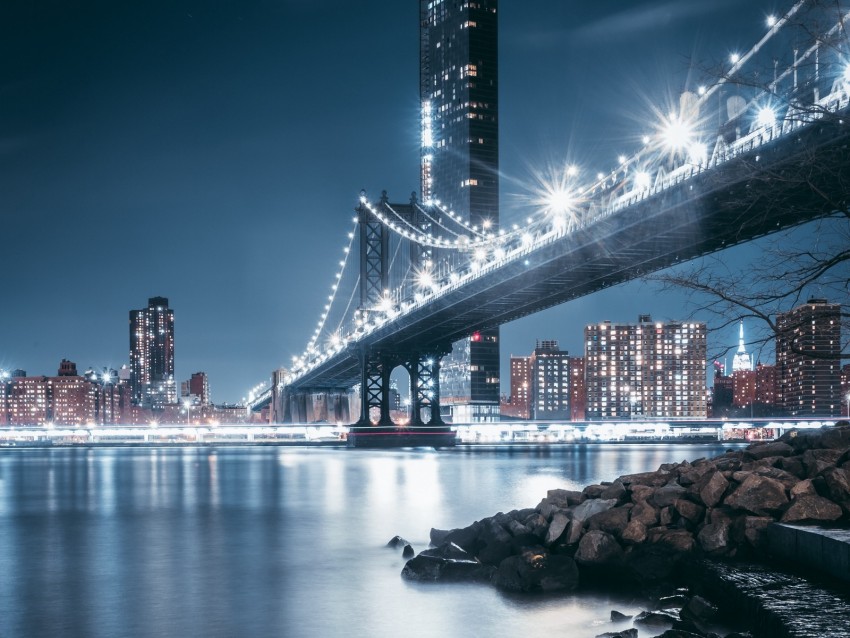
[{"x1": 756, "y1": 106, "x2": 777, "y2": 129}]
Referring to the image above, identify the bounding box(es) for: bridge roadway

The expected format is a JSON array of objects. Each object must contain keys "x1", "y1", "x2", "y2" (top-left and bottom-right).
[{"x1": 289, "y1": 109, "x2": 850, "y2": 392}]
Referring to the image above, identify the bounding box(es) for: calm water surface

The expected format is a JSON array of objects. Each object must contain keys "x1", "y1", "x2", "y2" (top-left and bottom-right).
[{"x1": 0, "y1": 444, "x2": 736, "y2": 638}]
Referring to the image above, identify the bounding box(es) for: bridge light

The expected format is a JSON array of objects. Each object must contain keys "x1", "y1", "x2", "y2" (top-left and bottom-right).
[
  {"x1": 494, "y1": 247, "x2": 505, "y2": 260},
  {"x1": 766, "y1": 14, "x2": 777, "y2": 27},
  {"x1": 566, "y1": 164, "x2": 578, "y2": 177},
  {"x1": 474, "y1": 247, "x2": 487, "y2": 262},
  {"x1": 617, "y1": 154, "x2": 627, "y2": 165},
  {"x1": 756, "y1": 106, "x2": 776, "y2": 129},
  {"x1": 843, "y1": 64, "x2": 850, "y2": 84},
  {"x1": 730, "y1": 52, "x2": 740, "y2": 64},
  {"x1": 698, "y1": 85, "x2": 706, "y2": 96},
  {"x1": 634, "y1": 171, "x2": 651, "y2": 191},
  {"x1": 687, "y1": 142, "x2": 707, "y2": 165},
  {"x1": 641, "y1": 135, "x2": 650, "y2": 145},
  {"x1": 521, "y1": 233, "x2": 533, "y2": 247},
  {"x1": 660, "y1": 113, "x2": 695, "y2": 152}
]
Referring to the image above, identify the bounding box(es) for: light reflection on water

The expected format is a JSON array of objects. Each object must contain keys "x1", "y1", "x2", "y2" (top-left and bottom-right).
[{"x1": 0, "y1": 444, "x2": 735, "y2": 638}]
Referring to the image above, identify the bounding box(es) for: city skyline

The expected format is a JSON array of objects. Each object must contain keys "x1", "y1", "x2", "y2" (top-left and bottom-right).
[{"x1": 1, "y1": 1, "x2": 813, "y2": 403}]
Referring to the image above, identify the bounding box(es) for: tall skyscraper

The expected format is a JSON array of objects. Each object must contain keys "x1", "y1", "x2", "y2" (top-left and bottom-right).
[
  {"x1": 776, "y1": 298, "x2": 841, "y2": 416},
  {"x1": 731, "y1": 320, "x2": 753, "y2": 373},
  {"x1": 130, "y1": 296, "x2": 176, "y2": 408},
  {"x1": 420, "y1": 0, "x2": 500, "y2": 423},
  {"x1": 530, "y1": 340, "x2": 570, "y2": 420},
  {"x1": 569, "y1": 356, "x2": 586, "y2": 421},
  {"x1": 585, "y1": 316, "x2": 707, "y2": 419}
]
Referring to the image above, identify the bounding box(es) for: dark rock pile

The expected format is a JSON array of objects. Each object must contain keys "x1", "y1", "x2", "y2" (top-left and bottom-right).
[{"x1": 401, "y1": 424, "x2": 850, "y2": 593}]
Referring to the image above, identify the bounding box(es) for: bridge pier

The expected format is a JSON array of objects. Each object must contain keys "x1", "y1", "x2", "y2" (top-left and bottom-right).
[{"x1": 348, "y1": 344, "x2": 455, "y2": 448}]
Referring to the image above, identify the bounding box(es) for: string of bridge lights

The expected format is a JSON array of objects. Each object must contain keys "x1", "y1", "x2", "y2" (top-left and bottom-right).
[{"x1": 286, "y1": 2, "x2": 849, "y2": 382}]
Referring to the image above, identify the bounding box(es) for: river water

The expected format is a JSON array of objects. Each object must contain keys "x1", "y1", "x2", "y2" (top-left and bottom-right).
[{"x1": 0, "y1": 444, "x2": 736, "y2": 638}]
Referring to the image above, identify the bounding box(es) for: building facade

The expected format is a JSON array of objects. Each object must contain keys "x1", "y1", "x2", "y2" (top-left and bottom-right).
[
  {"x1": 505, "y1": 355, "x2": 531, "y2": 419},
  {"x1": 569, "y1": 356, "x2": 586, "y2": 421},
  {"x1": 776, "y1": 298, "x2": 842, "y2": 416},
  {"x1": 585, "y1": 316, "x2": 707, "y2": 419},
  {"x1": 420, "y1": 0, "x2": 500, "y2": 422},
  {"x1": 530, "y1": 340, "x2": 570, "y2": 420},
  {"x1": 130, "y1": 296, "x2": 176, "y2": 408}
]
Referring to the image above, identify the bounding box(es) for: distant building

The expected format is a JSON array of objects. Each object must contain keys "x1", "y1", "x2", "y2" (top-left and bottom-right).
[
  {"x1": 183, "y1": 372, "x2": 210, "y2": 405},
  {"x1": 755, "y1": 363, "x2": 778, "y2": 409},
  {"x1": 569, "y1": 356, "x2": 586, "y2": 421},
  {"x1": 777, "y1": 298, "x2": 842, "y2": 416},
  {"x1": 732, "y1": 369, "x2": 756, "y2": 409},
  {"x1": 421, "y1": 0, "x2": 501, "y2": 423},
  {"x1": 731, "y1": 320, "x2": 753, "y2": 372},
  {"x1": 585, "y1": 316, "x2": 707, "y2": 419},
  {"x1": 711, "y1": 361, "x2": 734, "y2": 418},
  {"x1": 530, "y1": 340, "x2": 570, "y2": 420},
  {"x1": 504, "y1": 355, "x2": 531, "y2": 419},
  {"x1": 58, "y1": 359, "x2": 78, "y2": 377},
  {"x1": 130, "y1": 296, "x2": 176, "y2": 408}
]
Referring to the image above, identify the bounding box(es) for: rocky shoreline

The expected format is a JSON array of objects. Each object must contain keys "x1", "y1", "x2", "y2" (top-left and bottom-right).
[{"x1": 397, "y1": 423, "x2": 850, "y2": 637}]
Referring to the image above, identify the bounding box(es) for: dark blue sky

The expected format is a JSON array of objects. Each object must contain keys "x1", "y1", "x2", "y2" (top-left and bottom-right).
[{"x1": 1, "y1": 1, "x2": 784, "y2": 403}]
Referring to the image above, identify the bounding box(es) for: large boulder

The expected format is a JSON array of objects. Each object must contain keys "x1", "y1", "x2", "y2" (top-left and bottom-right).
[
  {"x1": 545, "y1": 512, "x2": 571, "y2": 545},
  {"x1": 621, "y1": 519, "x2": 647, "y2": 545},
  {"x1": 742, "y1": 516, "x2": 773, "y2": 548},
  {"x1": 651, "y1": 484, "x2": 687, "y2": 508},
  {"x1": 646, "y1": 528, "x2": 695, "y2": 553},
  {"x1": 673, "y1": 499, "x2": 704, "y2": 525},
  {"x1": 633, "y1": 610, "x2": 677, "y2": 630},
  {"x1": 820, "y1": 425, "x2": 850, "y2": 450},
  {"x1": 724, "y1": 474, "x2": 789, "y2": 516},
  {"x1": 575, "y1": 530, "x2": 625, "y2": 566},
  {"x1": 595, "y1": 631, "x2": 637, "y2": 638},
  {"x1": 746, "y1": 441, "x2": 793, "y2": 460},
  {"x1": 547, "y1": 488, "x2": 584, "y2": 507},
  {"x1": 781, "y1": 494, "x2": 843, "y2": 523},
  {"x1": 600, "y1": 481, "x2": 628, "y2": 502},
  {"x1": 587, "y1": 506, "x2": 632, "y2": 538},
  {"x1": 631, "y1": 501, "x2": 660, "y2": 526},
  {"x1": 790, "y1": 478, "x2": 818, "y2": 498},
  {"x1": 492, "y1": 550, "x2": 579, "y2": 592},
  {"x1": 820, "y1": 467, "x2": 850, "y2": 514},
  {"x1": 697, "y1": 521, "x2": 731, "y2": 554},
  {"x1": 619, "y1": 470, "x2": 671, "y2": 487},
  {"x1": 572, "y1": 498, "x2": 618, "y2": 524},
  {"x1": 699, "y1": 471, "x2": 730, "y2": 508},
  {"x1": 401, "y1": 553, "x2": 493, "y2": 582},
  {"x1": 802, "y1": 449, "x2": 844, "y2": 478}
]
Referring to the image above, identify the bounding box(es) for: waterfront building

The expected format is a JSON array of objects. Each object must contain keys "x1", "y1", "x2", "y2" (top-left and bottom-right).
[
  {"x1": 530, "y1": 340, "x2": 570, "y2": 420},
  {"x1": 421, "y1": 0, "x2": 500, "y2": 423},
  {"x1": 755, "y1": 363, "x2": 778, "y2": 409},
  {"x1": 506, "y1": 355, "x2": 531, "y2": 419},
  {"x1": 570, "y1": 356, "x2": 586, "y2": 421},
  {"x1": 711, "y1": 364, "x2": 734, "y2": 418},
  {"x1": 732, "y1": 369, "x2": 757, "y2": 409},
  {"x1": 585, "y1": 315, "x2": 707, "y2": 419},
  {"x1": 776, "y1": 298, "x2": 842, "y2": 416},
  {"x1": 183, "y1": 371, "x2": 210, "y2": 405},
  {"x1": 130, "y1": 296, "x2": 176, "y2": 408}
]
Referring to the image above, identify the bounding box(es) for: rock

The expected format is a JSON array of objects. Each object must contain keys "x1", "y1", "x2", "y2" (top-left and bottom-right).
[
  {"x1": 420, "y1": 542, "x2": 473, "y2": 560},
  {"x1": 655, "y1": 594, "x2": 688, "y2": 610},
  {"x1": 659, "y1": 506, "x2": 674, "y2": 526},
  {"x1": 402, "y1": 544, "x2": 414, "y2": 558},
  {"x1": 821, "y1": 467, "x2": 850, "y2": 514},
  {"x1": 430, "y1": 528, "x2": 450, "y2": 545},
  {"x1": 572, "y1": 498, "x2": 618, "y2": 524},
  {"x1": 583, "y1": 484, "x2": 608, "y2": 499},
  {"x1": 646, "y1": 528, "x2": 695, "y2": 553},
  {"x1": 595, "y1": 631, "x2": 637, "y2": 638},
  {"x1": 536, "y1": 498, "x2": 560, "y2": 520},
  {"x1": 631, "y1": 501, "x2": 659, "y2": 526},
  {"x1": 386, "y1": 535, "x2": 411, "y2": 549},
  {"x1": 523, "y1": 513, "x2": 549, "y2": 538},
  {"x1": 743, "y1": 516, "x2": 772, "y2": 547},
  {"x1": 629, "y1": 484, "x2": 655, "y2": 502},
  {"x1": 653, "y1": 631, "x2": 703, "y2": 638},
  {"x1": 673, "y1": 499, "x2": 704, "y2": 525},
  {"x1": 510, "y1": 533, "x2": 545, "y2": 552},
  {"x1": 777, "y1": 455, "x2": 806, "y2": 479},
  {"x1": 724, "y1": 474, "x2": 789, "y2": 516},
  {"x1": 600, "y1": 481, "x2": 628, "y2": 502},
  {"x1": 619, "y1": 470, "x2": 671, "y2": 487},
  {"x1": 492, "y1": 550, "x2": 579, "y2": 592},
  {"x1": 746, "y1": 441, "x2": 793, "y2": 460},
  {"x1": 820, "y1": 425, "x2": 850, "y2": 449},
  {"x1": 545, "y1": 512, "x2": 570, "y2": 545},
  {"x1": 752, "y1": 465, "x2": 803, "y2": 490},
  {"x1": 651, "y1": 484, "x2": 687, "y2": 508},
  {"x1": 621, "y1": 519, "x2": 647, "y2": 545},
  {"x1": 401, "y1": 553, "x2": 493, "y2": 582},
  {"x1": 587, "y1": 506, "x2": 632, "y2": 538},
  {"x1": 790, "y1": 478, "x2": 818, "y2": 498},
  {"x1": 610, "y1": 610, "x2": 633, "y2": 621},
  {"x1": 506, "y1": 519, "x2": 531, "y2": 537},
  {"x1": 699, "y1": 471, "x2": 730, "y2": 508},
  {"x1": 547, "y1": 488, "x2": 584, "y2": 507},
  {"x1": 681, "y1": 594, "x2": 718, "y2": 622},
  {"x1": 575, "y1": 530, "x2": 625, "y2": 566},
  {"x1": 697, "y1": 521, "x2": 731, "y2": 554},
  {"x1": 781, "y1": 494, "x2": 843, "y2": 523},
  {"x1": 624, "y1": 544, "x2": 682, "y2": 583},
  {"x1": 633, "y1": 610, "x2": 677, "y2": 629},
  {"x1": 802, "y1": 449, "x2": 843, "y2": 478}
]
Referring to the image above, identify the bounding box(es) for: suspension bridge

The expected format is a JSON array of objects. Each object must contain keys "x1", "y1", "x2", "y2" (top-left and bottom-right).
[{"x1": 250, "y1": 2, "x2": 850, "y2": 446}]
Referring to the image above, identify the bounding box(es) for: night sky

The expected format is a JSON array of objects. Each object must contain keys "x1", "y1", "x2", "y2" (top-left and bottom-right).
[{"x1": 2, "y1": 1, "x2": 785, "y2": 403}]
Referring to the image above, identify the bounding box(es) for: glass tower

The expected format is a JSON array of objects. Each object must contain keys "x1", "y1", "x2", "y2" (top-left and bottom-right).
[
  {"x1": 130, "y1": 296, "x2": 176, "y2": 408},
  {"x1": 420, "y1": 0, "x2": 500, "y2": 422}
]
